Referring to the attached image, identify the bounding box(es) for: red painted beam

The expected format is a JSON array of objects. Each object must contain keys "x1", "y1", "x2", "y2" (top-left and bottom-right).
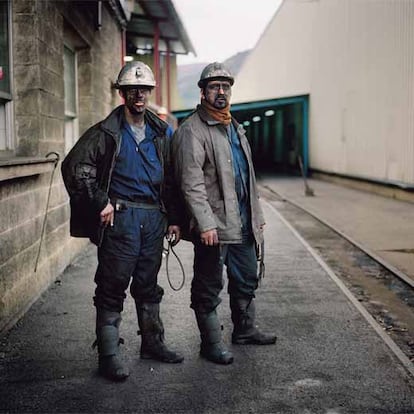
[
  {"x1": 166, "y1": 41, "x2": 171, "y2": 112},
  {"x1": 154, "y1": 21, "x2": 161, "y2": 105}
]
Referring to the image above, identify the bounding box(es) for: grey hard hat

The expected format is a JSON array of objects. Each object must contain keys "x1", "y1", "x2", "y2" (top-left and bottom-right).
[
  {"x1": 115, "y1": 61, "x2": 156, "y2": 88},
  {"x1": 197, "y1": 62, "x2": 234, "y2": 88}
]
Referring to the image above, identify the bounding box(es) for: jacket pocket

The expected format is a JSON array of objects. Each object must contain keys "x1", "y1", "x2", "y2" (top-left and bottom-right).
[
  {"x1": 75, "y1": 163, "x2": 97, "y2": 179},
  {"x1": 210, "y1": 199, "x2": 224, "y2": 213},
  {"x1": 74, "y1": 163, "x2": 97, "y2": 195},
  {"x1": 211, "y1": 199, "x2": 225, "y2": 228}
]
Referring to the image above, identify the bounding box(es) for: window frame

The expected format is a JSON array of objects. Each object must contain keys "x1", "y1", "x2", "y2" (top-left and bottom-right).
[
  {"x1": 0, "y1": 0, "x2": 14, "y2": 155},
  {"x1": 63, "y1": 44, "x2": 79, "y2": 154}
]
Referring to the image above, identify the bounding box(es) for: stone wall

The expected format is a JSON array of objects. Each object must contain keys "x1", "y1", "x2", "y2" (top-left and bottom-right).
[{"x1": 0, "y1": 0, "x2": 123, "y2": 333}]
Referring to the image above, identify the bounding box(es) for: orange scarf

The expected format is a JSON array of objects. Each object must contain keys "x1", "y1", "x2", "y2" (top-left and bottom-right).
[{"x1": 201, "y1": 99, "x2": 232, "y2": 126}]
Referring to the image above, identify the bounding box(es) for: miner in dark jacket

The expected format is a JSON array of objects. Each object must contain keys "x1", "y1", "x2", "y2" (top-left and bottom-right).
[{"x1": 61, "y1": 61, "x2": 183, "y2": 382}]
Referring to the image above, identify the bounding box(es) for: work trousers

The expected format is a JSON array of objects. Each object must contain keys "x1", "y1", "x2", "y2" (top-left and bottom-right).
[
  {"x1": 191, "y1": 235, "x2": 259, "y2": 314},
  {"x1": 94, "y1": 207, "x2": 167, "y2": 312}
]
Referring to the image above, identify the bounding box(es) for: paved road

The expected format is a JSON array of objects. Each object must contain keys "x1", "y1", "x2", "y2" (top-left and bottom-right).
[{"x1": 0, "y1": 200, "x2": 413, "y2": 413}]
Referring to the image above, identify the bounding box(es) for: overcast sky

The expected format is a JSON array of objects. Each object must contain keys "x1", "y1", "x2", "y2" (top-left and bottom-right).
[{"x1": 173, "y1": 0, "x2": 283, "y2": 66}]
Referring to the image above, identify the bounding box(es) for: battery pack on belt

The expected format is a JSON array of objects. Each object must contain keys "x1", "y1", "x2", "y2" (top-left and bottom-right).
[{"x1": 112, "y1": 199, "x2": 159, "y2": 211}]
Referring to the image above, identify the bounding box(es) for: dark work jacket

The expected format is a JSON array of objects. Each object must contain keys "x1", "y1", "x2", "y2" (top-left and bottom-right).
[{"x1": 61, "y1": 105, "x2": 179, "y2": 246}]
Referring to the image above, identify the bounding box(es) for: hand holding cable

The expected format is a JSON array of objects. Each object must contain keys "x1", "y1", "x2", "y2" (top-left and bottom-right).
[
  {"x1": 166, "y1": 225, "x2": 181, "y2": 246},
  {"x1": 164, "y1": 233, "x2": 185, "y2": 291}
]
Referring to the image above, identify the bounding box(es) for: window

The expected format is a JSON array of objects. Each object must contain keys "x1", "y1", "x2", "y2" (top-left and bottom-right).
[
  {"x1": 0, "y1": 0, "x2": 13, "y2": 153},
  {"x1": 64, "y1": 45, "x2": 78, "y2": 153}
]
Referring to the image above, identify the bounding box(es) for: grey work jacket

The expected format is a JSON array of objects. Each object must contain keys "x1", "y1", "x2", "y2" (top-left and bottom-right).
[{"x1": 172, "y1": 104, "x2": 265, "y2": 245}]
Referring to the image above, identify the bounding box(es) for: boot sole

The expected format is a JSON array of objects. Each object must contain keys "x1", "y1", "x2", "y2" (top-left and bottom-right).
[
  {"x1": 232, "y1": 337, "x2": 277, "y2": 345},
  {"x1": 98, "y1": 368, "x2": 129, "y2": 382},
  {"x1": 200, "y1": 351, "x2": 234, "y2": 365},
  {"x1": 140, "y1": 353, "x2": 184, "y2": 363}
]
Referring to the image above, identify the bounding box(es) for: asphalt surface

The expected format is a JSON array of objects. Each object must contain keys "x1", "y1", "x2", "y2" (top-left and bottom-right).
[{"x1": 1, "y1": 179, "x2": 414, "y2": 413}]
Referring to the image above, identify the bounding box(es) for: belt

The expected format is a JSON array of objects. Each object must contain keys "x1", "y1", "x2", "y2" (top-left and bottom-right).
[{"x1": 112, "y1": 198, "x2": 159, "y2": 211}]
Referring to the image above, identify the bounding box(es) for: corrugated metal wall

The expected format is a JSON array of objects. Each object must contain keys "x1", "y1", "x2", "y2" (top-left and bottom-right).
[{"x1": 233, "y1": 0, "x2": 414, "y2": 186}]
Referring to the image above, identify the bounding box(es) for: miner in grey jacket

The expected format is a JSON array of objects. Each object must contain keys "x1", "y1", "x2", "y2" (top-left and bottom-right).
[{"x1": 172, "y1": 62, "x2": 276, "y2": 365}]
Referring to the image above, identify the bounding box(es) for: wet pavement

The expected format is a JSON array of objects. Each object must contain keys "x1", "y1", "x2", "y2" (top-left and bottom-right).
[{"x1": 1, "y1": 179, "x2": 414, "y2": 413}]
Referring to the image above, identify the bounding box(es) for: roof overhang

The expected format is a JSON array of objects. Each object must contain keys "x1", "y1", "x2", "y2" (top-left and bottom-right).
[
  {"x1": 107, "y1": 0, "x2": 131, "y2": 28},
  {"x1": 126, "y1": 0, "x2": 196, "y2": 56}
]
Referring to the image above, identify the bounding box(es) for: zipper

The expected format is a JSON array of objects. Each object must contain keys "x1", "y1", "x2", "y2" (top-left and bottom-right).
[
  {"x1": 153, "y1": 135, "x2": 166, "y2": 210},
  {"x1": 107, "y1": 131, "x2": 121, "y2": 194}
]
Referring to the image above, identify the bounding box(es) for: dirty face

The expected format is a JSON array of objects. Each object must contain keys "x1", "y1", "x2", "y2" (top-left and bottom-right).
[
  {"x1": 121, "y1": 86, "x2": 152, "y2": 116},
  {"x1": 203, "y1": 80, "x2": 232, "y2": 109}
]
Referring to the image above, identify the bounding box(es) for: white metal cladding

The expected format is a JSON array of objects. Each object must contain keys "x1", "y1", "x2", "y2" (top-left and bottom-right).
[
  {"x1": 232, "y1": 0, "x2": 414, "y2": 186},
  {"x1": 232, "y1": 0, "x2": 316, "y2": 103}
]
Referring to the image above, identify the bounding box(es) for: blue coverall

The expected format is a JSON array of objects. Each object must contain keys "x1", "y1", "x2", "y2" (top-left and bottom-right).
[{"x1": 94, "y1": 122, "x2": 170, "y2": 312}]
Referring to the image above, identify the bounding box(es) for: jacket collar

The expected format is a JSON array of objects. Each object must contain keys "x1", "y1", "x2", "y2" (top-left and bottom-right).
[
  {"x1": 196, "y1": 103, "x2": 244, "y2": 132},
  {"x1": 100, "y1": 105, "x2": 168, "y2": 138},
  {"x1": 100, "y1": 105, "x2": 125, "y2": 137},
  {"x1": 144, "y1": 108, "x2": 169, "y2": 137},
  {"x1": 196, "y1": 103, "x2": 222, "y2": 126}
]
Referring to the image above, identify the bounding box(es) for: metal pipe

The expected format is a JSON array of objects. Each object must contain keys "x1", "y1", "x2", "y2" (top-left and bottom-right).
[
  {"x1": 166, "y1": 41, "x2": 171, "y2": 112},
  {"x1": 121, "y1": 28, "x2": 126, "y2": 66},
  {"x1": 154, "y1": 21, "x2": 161, "y2": 105},
  {"x1": 97, "y1": 1, "x2": 102, "y2": 31}
]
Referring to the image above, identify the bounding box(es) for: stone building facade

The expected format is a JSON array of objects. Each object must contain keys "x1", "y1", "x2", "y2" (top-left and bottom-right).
[{"x1": 0, "y1": 0, "x2": 128, "y2": 333}]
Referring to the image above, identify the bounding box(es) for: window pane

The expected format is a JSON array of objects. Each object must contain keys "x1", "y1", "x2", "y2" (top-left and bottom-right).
[
  {"x1": 0, "y1": 1, "x2": 10, "y2": 95},
  {"x1": 0, "y1": 102, "x2": 6, "y2": 150},
  {"x1": 64, "y1": 46, "x2": 76, "y2": 115}
]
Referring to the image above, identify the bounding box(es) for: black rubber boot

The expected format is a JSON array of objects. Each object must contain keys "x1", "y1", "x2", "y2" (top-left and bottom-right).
[
  {"x1": 95, "y1": 308, "x2": 129, "y2": 381},
  {"x1": 195, "y1": 309, "x2": 234, "y2": 365},
  {"x1": 230, "y1": 297, "x2": 277, "y2": 345},
  {"x1": 136, "y1": 302, "x2": 184, "y2": 363}
]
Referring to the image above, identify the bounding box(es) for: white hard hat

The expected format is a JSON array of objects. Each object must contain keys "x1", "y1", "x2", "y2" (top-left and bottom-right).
[{"x1": 115, "y1": 61, "x2": 156, "y2": 88}]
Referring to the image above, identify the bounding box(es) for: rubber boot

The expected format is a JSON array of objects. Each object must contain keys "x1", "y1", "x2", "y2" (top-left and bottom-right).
[
  {"x1": 195, "y1": 309, "x2": 234, "y2": 365},
  {"x1": 95, "y1": 308, "x2": 129, "y2": 381},
  {"x1": 230, "y1": 297, "x2": 277, "y2": 345},
  {"x1": 136, "y1": 302, "x2": 184, "y2": 363}
]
